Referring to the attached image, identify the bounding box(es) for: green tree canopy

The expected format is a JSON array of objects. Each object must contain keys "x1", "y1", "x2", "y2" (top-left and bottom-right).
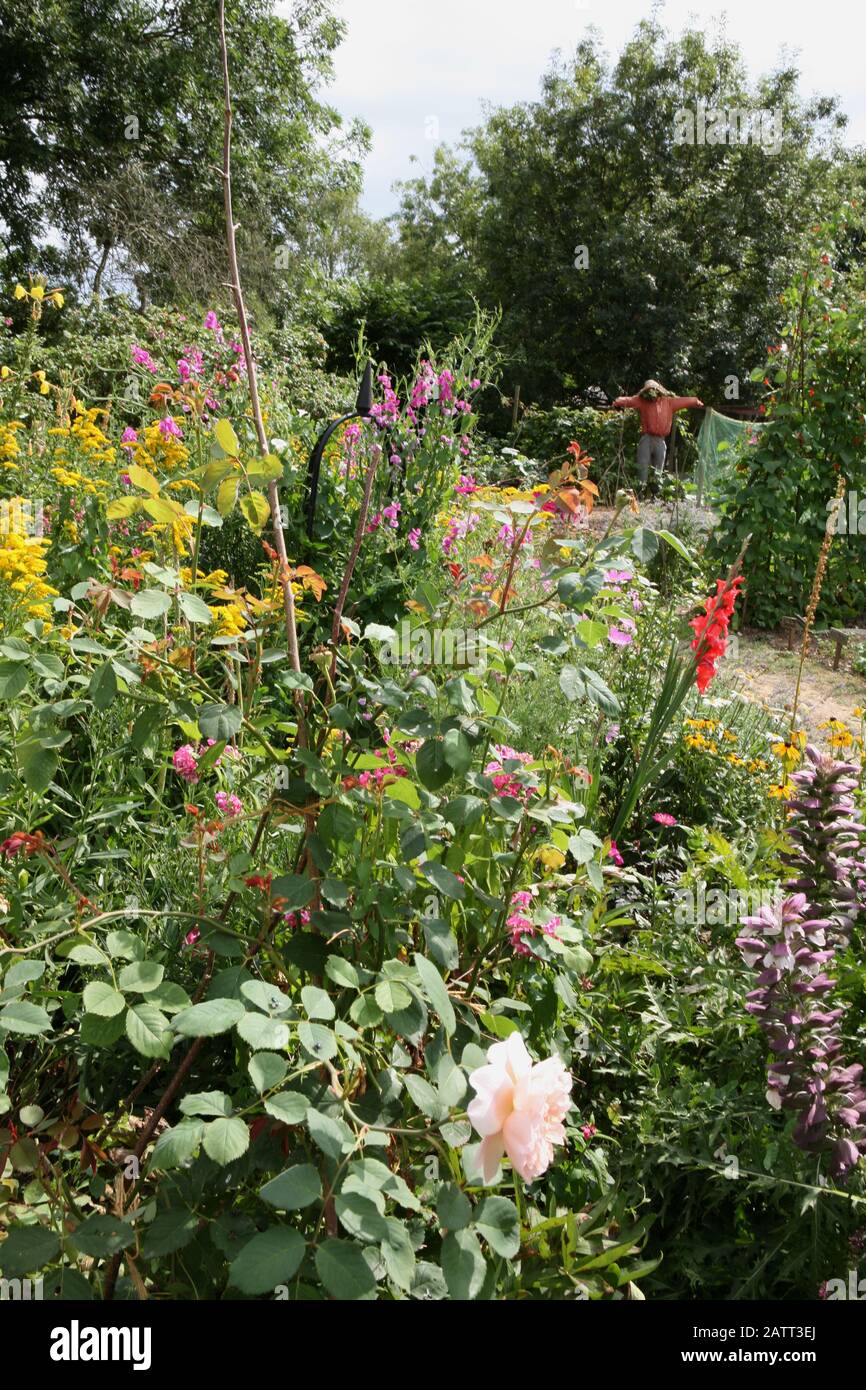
[
  {"x1": 0, "y1": 0, "x2": 370, "y2": 306},
  {"x1": 392, "y1": 19, "x2": 863, "y2": 406}
]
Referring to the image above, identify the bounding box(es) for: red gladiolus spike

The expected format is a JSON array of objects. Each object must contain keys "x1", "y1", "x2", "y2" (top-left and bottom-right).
[{"x1": 690, "y1": 575, "x2": 743, "y2": 693}]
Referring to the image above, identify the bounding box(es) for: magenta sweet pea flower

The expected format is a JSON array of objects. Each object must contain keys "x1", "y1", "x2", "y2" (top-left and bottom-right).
[
  {"x1": 172, "y1": 745, "x2": 199, "y2": 783},
  {"x1": 131, "y1": 345, "x2": 158, "y2": 373}
]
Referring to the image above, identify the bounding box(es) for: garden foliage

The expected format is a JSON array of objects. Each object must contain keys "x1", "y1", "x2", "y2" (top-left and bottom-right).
[{"x1": 0, "y1": 280, "x2": 865, "y2": 1303}]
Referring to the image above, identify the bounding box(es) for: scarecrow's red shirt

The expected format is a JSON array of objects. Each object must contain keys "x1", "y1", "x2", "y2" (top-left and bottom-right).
[{"x1": 612, "y1": 395, "x2": 703, "y2": 437}]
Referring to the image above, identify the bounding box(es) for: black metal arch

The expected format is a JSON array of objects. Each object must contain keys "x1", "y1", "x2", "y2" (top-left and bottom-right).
[{"x1": 304, "y1": 362, "x2": 374, "y2": 539}]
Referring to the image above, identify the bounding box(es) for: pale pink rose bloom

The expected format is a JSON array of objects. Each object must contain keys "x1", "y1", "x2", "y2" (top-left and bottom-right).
[{"x1": 467, "y1": 1032, "x2": 572, "y2": 1183}]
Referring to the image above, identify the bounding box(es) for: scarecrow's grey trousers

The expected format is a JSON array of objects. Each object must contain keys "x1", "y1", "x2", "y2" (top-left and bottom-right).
[{"x1": 637, "y1": 433, "x2": 667, "y2": 484}]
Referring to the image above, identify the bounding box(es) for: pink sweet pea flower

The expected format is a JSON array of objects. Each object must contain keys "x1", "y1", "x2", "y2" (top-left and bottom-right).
[
  {"x1": 172, "y1": 744, "x2": 199, "y2": 783},
  {"x1": 467, "y1": 1032, "x2": 572, "y2": 1184},
  {"x1": 455, "y1": 474, "x2": 478, "y2": 495},
  {"x1": 131, "y1": 346, "x2": 158, "y2": 373}
]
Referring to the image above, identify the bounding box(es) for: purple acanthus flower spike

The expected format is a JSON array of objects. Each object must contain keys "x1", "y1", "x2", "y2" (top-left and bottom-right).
[
  {"x1": 737, "y1": 748, "x2": 866, "y2": 1180},
  {"x1": 737, "y1": 895, "x2": 866, "y2": 1177},
  {"x1": 782, "y1": 745, "x2": 866, "y2": 945}
]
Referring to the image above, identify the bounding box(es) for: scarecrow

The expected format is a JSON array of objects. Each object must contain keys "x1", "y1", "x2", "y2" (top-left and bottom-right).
[{"x1": 611, "y1": 380, "x2": 704, "y2": 493}]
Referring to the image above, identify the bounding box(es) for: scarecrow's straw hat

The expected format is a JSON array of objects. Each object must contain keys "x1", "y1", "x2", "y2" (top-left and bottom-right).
[{"x1": 638, "y1": 379, "x2": 674, "y2": 398}]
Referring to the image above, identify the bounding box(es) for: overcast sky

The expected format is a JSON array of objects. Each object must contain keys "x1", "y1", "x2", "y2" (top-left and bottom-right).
[{"x1": 305, "y1": 0, "x2": 866, "y2": 218}]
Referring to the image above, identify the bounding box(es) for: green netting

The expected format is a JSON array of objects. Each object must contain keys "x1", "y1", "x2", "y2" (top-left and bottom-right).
[{"x1": 696, "y1": 408, "x2": 764, "y2": 502}]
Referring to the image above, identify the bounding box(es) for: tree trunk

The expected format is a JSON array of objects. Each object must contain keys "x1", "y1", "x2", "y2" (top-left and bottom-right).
[{"x1": 92, "y1": 240, "x2": 112, "y2": 299}]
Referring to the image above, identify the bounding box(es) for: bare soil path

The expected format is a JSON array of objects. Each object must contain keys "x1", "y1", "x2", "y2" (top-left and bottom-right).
[{"x1": 726, "y1": 630, "x2": 865, "y2": 750}]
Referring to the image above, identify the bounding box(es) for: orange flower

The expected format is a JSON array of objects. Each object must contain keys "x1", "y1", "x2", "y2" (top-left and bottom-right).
[
  {"x1": 566, "y1": 440, "x2": 594, "y2": 468},
  {"x1": 149, "y1": 382, "x2": 176, "y2": 407}
]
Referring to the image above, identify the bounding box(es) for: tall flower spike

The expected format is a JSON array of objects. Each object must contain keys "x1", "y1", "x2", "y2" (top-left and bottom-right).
[
  {"x1": 690, "y1": 574, "x2": 744, "y2": 694},
  {"x1": 737, "y1": 893, "x2": 866, "y2": 1179},
  {"x1": 783, "y1": 745, "x2": 866, "y2": 946},
  {"x1": 738, "y1": 746, "x2": 866, "y2": 1179}
]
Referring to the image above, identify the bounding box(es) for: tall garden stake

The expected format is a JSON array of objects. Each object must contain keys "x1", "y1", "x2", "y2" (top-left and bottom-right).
[
  {"x1": 218, "y1": 0, "x2": 307, "y2": 742},
  {"x1": 788, "y1": 475, "x2": 846, "y2": 743}
]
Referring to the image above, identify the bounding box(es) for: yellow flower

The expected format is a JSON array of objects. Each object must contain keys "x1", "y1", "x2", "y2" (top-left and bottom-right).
[
  {"x1": 771, "y1": 730, "x2": 806, "y2": 766},
  {"x1": 818, "y1": 718, "x2": 853, "y2": 750},
  {"x1": 10, "y1": 276, "x2": 63, "y2": 323},
  {"x1": 208, "y1": 601, "x2": 248, "y2": 638},
  {"x1": 0, "y1": 420, "x2": 24, "y2": 470},
  {"x1": 171, "y1": 513, "x2": 194, "y2": 553},
  {"x1": 537, "y1": 845, "x2": 566, "y2": 872},
  {"x1": 768, "y1": 780, "x2": 795, "y2": 800},
  {"x1": 48, "y1": 407, "x2": 116, "y2": 467},
  {"x1": 133, "y1": 421, "x2": 188, "y2": 474},
  {"x1": 0, "y1": 507, "x2": 57, "y2": 619}
]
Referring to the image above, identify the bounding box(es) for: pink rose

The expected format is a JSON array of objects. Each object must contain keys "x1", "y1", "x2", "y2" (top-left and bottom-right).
[{"x1": 467, "y1": 1032, "x2": 572, "y2": 1184}]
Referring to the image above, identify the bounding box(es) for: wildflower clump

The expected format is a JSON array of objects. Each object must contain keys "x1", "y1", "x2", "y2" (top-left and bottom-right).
[
  {"x1": 0, "y1": 507, "x2": 57, "y2": 623},
  {"x1": 0, "y1": 420, "x2": 24, "y2": 471}
]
